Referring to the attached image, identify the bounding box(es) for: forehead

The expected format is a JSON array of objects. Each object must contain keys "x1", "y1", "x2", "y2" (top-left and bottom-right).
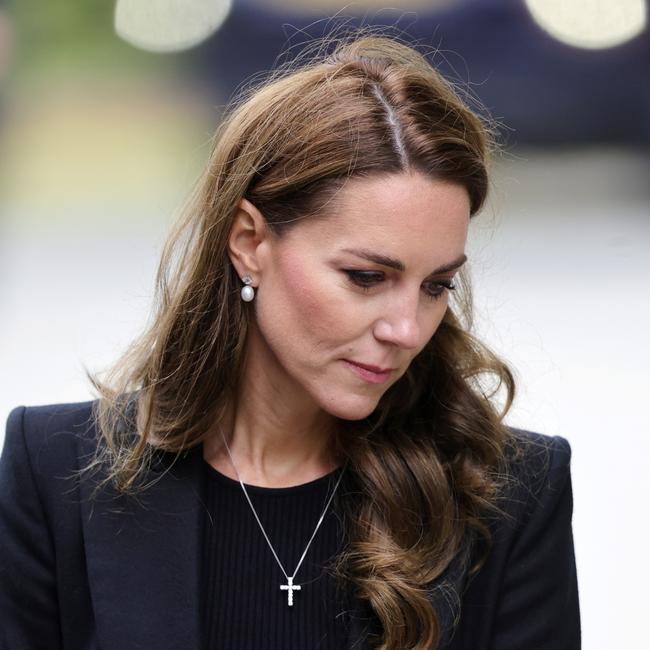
[{"x1": 289, "y1": 171, "x2": 471, "y2": 255}]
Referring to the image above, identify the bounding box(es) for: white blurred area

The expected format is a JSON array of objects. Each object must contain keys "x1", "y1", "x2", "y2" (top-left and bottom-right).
[{"x1": 1, "y1": 3, "x2": 649, "y2": 649}]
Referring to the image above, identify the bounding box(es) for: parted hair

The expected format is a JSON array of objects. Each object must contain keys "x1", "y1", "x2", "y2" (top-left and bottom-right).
[{"x1": 84, "y1": 31, "x2": 516, "y2": 649}]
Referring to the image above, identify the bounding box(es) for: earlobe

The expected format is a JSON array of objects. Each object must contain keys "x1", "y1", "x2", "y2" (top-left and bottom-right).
[{"x1": 227, "y1": 198, "x2": 268, "y2": 277}]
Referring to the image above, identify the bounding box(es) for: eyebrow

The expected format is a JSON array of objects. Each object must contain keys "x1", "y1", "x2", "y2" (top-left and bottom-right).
[{"x1": 341, "y1": 248, "x2": 467, "y2": 275}]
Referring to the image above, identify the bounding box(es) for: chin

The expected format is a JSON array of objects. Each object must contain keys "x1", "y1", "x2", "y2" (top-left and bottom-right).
[{"x1": 320, "y1": 391, "x2": 382, "y2": 421}]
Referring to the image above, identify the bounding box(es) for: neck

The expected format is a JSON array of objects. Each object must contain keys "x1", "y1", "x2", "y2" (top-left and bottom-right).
[{"x1": 203, "y1": 339, "x2": 341, "y2": 488}]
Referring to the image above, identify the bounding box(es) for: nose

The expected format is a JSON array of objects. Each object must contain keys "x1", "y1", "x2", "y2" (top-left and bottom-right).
[{"x1": 372, "y1": 292, "x2": 422, "y2": 350}]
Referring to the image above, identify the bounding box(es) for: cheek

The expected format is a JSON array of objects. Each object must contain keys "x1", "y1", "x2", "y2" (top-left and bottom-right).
[
  {"x1": 271, "y1": 253, "x2": 346, "y2": 344},
  {"x1": 410, "y1": 302, "x2": 448, "y2": 359},
  {"x1": 428, "y1": 304, "x2": 450, "y2": 342},
  {"x1": 257, "y1": 255, "x2": 352, "y2": 366},
  {"x1": 284, "y1": 274, "x2": 329, "y2": 323},
  {"x1": 431, "y1": 302, "x2": 449, "y2": 332}
]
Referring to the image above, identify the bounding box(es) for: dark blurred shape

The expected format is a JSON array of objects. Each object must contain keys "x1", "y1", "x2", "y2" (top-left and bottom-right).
[{"x1": 192, "y1": 0, "x2": 650, "y2": 146}]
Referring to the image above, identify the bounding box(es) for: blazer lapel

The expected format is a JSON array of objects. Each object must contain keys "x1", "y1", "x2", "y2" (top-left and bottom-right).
[{"x1": 80, "y1": 438, "x2": 206, "y2": 650}]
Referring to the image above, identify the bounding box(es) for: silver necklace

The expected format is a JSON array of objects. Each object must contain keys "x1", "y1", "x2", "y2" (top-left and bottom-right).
[{"x1": 220, "y1": 431, "x2": 347, "y2": 607}]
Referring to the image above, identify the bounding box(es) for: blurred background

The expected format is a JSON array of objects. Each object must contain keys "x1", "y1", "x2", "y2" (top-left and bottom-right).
[{"x1": 1, "y1": 1, "x2": 648, "y2": 647}]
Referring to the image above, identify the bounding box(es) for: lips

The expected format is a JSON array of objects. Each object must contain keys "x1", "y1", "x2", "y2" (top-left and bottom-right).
[
  {"x1": 343, "y1": 359, "x2": 395, "y2": 385},
  {"x1": 346, "y1": 360, "x2": 394, "y2": 373}
]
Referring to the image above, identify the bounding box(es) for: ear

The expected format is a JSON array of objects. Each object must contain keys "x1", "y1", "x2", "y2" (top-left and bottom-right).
[{"x1": 227, "y1": 198, "x2": 273, "y2": 284}]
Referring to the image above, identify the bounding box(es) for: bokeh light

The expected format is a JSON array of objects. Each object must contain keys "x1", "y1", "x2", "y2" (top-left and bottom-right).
[
  {"x1": 115, "y1": 0, "x2": 232, "y2": 53},
  {"x1": 525, "y1": 0, "x2": 647, "y2": 49}
]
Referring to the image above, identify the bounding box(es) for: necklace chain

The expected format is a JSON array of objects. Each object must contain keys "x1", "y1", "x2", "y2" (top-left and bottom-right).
[{"x1": 220, "y1": 431, "x2": 347, "y2": 587}]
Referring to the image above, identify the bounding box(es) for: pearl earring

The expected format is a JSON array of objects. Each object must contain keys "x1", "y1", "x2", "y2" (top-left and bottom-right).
[{"x1": 240, "y1": 275, "x2": 255, "y2": 302}]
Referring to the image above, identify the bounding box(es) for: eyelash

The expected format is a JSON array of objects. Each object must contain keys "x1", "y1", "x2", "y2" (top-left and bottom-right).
[{"x1": 343, "y1": 270, "x2": 456, "y2": 301}]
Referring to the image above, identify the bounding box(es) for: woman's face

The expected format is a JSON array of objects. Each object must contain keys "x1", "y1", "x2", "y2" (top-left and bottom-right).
[{"x1": 242, "y1": 171, "x2": 470, "y2": 421}]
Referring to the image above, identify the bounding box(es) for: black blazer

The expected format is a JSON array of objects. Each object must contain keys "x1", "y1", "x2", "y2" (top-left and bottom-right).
[{"x1": 0, "y1": 401, "x2": 580, "y2": 650}]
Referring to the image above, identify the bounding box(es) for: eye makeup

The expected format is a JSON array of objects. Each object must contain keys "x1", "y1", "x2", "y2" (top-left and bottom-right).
[{"x1": 343, "y1": 270, "x2": 456, "y2": 301}]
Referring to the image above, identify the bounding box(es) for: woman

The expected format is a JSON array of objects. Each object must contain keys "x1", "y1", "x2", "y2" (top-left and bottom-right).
[{"x1": 0, "y1": 34, "x2": 580, "y2": 649}]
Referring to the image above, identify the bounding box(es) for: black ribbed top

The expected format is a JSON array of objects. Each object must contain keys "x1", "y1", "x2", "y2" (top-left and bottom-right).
[{"x1": 201, "y1": 461, "x2": 352, "y2": 650}]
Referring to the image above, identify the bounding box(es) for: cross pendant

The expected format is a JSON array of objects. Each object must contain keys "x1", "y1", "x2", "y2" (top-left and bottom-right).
[{"x1": 280, "y1": 576, "x2": 301, "y2": 606}]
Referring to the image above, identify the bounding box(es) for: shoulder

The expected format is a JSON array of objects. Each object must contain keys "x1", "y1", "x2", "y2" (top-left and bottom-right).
[
  {"x1": 1, "y1": 400, "x2": 106, "y2": 556},
  {"x1": 5, "y1": 400, "x2": 98, "y2": 446},
  {"x1": 453, "y1": 428, "x2": 580, "y2": 647},
  {"x1": 505, "y1": 427, "x2": 572, "y2": 474},
  {"x1": 6, "y1": 399, "x2": 97, "y2": 433},
  {"x1": 466, "y1": 425, "x2": 575, "y2": 570},
  {"x1": 499, "y1": 427, "x2": 573, "y2": 521},
  {"x1": 2, "y1": 400, "x2": 100, "y2": 481}
]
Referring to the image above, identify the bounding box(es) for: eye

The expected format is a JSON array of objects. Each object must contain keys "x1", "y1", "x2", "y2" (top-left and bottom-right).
[
  {"x1": 344, "y1": 271, "x2": 456, "y2": 301},
  {"x1": 344, "y1": 270, "x2": 384, "y2": 291},
  {"x1": 423, "y1": 279, "x2": 456, "y2": 301}
]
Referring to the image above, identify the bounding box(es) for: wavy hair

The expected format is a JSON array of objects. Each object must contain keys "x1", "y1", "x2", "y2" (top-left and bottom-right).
[{"x1": 84, "y1": 31, "x2": 516, "y2": 649}]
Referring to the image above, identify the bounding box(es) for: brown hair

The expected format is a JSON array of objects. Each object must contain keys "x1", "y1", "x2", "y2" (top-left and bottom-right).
[{"x1": 84, "y1": 31, "x2": 515, "y2": 649}]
